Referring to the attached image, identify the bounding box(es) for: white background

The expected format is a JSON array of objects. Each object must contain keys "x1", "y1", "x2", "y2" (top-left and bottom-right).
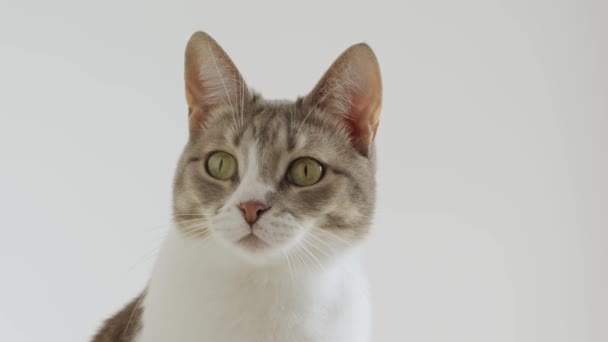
[{"x1": 1, "y1": 0, "x2": 606, "y2": 341}]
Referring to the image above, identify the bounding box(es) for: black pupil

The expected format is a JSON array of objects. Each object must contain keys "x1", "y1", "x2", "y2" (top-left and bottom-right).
[
  {"x1": 304, "y1": 163, "x2": 308, "y2": 177},
  {"x1": 219, "y1": 158, "x2": 223, "y2": 172}
]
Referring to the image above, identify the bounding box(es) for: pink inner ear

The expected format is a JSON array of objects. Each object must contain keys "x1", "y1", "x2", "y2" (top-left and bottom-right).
[
  {"x1": 344, "y1": 81, "x2": 382, "y2": 153},
  {"x1": 188, "y1": 106, "x2": 204, "y2": 133}
]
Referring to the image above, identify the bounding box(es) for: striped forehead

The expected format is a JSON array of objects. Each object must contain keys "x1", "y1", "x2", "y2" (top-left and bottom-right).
[
  {"x1": 221, "y1": 100, "x2": 341, "y2": 184},
  {"x1": 240, "y1": 107, "x2": 292, "y2": 183}
]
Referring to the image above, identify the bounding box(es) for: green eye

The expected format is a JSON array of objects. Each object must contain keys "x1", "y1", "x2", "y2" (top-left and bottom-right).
[
  {"x1": 206, "y1": 151, "x2": 237, "y2": 180},
  {"x1": 288, "y1": 157, "x2": 324, "y2": 187}
]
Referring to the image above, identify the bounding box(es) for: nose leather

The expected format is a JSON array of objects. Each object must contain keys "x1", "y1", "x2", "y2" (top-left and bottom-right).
[{"x1": 239, "y1": 201, "x2": 269, "y2": 225}]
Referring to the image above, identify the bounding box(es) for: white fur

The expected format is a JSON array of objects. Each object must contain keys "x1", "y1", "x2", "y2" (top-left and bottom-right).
[
  {"x1": 231, "y1": 143, "x2": 274, "y2": 204},
  {"x1": 135, "y1": 229, "x2": 370, "y2": 342}
]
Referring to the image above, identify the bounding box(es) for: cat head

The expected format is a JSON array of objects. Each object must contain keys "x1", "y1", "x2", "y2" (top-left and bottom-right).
[{"x1": 173, "y1": 32, "x2": 382, "y2": 265}]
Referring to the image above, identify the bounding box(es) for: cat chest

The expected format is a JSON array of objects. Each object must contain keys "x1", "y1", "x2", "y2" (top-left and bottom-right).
[{"x1": 138, "y1": 283, "x2": 330, "y2": 341}]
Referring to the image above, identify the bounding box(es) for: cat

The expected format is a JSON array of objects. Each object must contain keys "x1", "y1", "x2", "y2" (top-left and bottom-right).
[{"x1": 92, "y1": 31, "x2": 382, "y2": 342}]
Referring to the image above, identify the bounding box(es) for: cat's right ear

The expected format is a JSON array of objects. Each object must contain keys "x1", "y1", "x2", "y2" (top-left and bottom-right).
[{"x1": 184, "y1": 32, "x2": 250, "y2": 134}]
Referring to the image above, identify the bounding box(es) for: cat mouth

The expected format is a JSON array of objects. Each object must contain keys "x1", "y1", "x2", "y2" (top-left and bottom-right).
[{"x1": 237, "y1": 233, "x2": 270, "y2": 251}]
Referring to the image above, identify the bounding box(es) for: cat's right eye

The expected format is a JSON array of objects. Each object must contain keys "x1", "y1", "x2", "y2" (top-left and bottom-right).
[
  {"x1": 287, "y1": 157, "x2": 324, "y2": 187},
  {"x1": 206, "y1": 151, "x2": 237, "y2": 180}
]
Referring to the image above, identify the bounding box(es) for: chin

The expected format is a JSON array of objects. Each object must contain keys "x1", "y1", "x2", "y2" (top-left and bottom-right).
[
  {"x1": 237, "y1": 233, "x2": 270, "y2": 251},
  {"x1": 234, "y1": 234, "x2": 275, "y2": 259},
  {"x1": 226, "y1": 233, "x2": 303, "y2": 266},
  {"x1": 211, "y1": 235, "x2": 276, "y2": 265}
]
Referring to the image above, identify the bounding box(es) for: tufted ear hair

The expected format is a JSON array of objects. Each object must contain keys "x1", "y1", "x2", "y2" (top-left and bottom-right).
[
  {"x1": 184, "y1": 31, "x2": 250, "y2": 135},
  {"x1": 304, "y1": 43, "x2": 382, "y2": 156}
]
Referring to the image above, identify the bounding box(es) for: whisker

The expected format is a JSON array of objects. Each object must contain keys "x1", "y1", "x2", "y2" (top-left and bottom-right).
[
  {"x1": 175, "y1": 222, "x2": 210, "y2": 233},
  {"x1": 283, "y1": 251, "x2": 295, "y2": 283},
  {"x1": 311, "y1": 227, "x2": 352, "y2": 247},
  {"x1": 301, "y1": 239, "x2": 324, "y2": 272},
  {"x1": 181, "y1": 226, "x2": 209, "y2": 241},
  {"x1": 178, "y1": 226, "x2": 208, "y2": 236},
  {"x1": 293, "y1": 245, "x2": 312, "y2": 274},
  {"x1": 174, "y1": 217, "x2": 210, "y2": 224},
  {"x1": 306, "y1": 231, "x2": 337, "y2": 255},
  {"x1": 303, "y1": 235, "x2": 333, "y2": 259}
]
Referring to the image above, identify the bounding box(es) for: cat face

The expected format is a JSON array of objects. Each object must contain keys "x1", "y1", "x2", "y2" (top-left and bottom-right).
[{"x1": 172, "y1": 32, "x2": 382, "y2": 265}]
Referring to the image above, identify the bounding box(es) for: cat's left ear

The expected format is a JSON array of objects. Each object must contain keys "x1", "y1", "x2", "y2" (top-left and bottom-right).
[{"x1": 304, "y1": 43, "x2": 382, "y2": 156}]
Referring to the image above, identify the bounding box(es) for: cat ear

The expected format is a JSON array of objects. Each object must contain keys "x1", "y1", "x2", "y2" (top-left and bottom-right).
[
  {"x1": 185, "y1": 32, "x2": 250, "y2": 134},
  {"x1": 304, "y1": 43, "x2": 382, "y2": 155}
]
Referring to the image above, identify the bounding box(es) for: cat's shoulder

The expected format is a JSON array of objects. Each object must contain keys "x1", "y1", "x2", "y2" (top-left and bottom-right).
[{"x1": 91, "y1": 293, "x2": 144, "y2": 342}]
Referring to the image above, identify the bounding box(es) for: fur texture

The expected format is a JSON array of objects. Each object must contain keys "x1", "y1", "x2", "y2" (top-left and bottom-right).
[{"x1": 93, "y1": 31, "x2": 382, "y2": 342}]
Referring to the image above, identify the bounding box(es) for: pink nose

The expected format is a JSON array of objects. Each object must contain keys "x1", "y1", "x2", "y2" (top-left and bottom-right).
[{"x1": 239, "y1": 201, "x2": 269, "y2": 225}]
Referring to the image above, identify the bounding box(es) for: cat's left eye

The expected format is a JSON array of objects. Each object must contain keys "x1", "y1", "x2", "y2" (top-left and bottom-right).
[{"x1": 206, "y1": 151, "x2": 237, "y2": 180}]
